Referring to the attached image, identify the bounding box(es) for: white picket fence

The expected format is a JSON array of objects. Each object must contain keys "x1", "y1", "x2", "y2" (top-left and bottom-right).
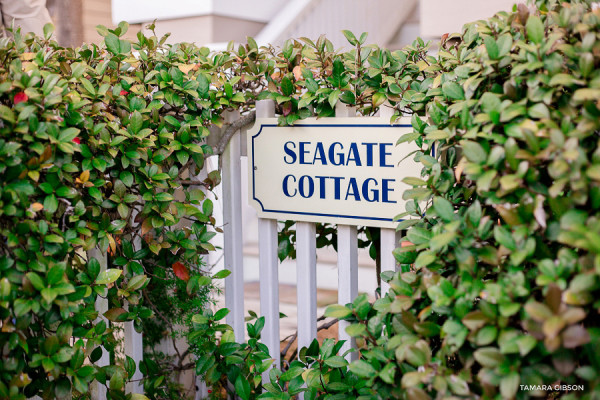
[
  {"x1": 221, "y1": 99, "x2": 401, "y2": 369},
  {"x1": 88, "y1": 99, "x2": 402, "y2": 400}
]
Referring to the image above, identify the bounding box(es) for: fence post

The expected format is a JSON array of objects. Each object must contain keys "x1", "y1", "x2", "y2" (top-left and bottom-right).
[
  {"x1": 296, "y1": 222, "x2": 317, "y2": 351},
  {"x1": 334, "y1": 103, "x2": 358, "y2": 362},
  {"x1": 222, "y1": 110, "x2": 246, "y2": 342},
  {"x1": 379, "y1": 103, "x2": 399, "y2": 295},
  {"x1": 88, "y1": 247, "x2": 109, "y2": 400},
  {"x1": 256, "y1": 100, "x2": 281, "y2": 373}
]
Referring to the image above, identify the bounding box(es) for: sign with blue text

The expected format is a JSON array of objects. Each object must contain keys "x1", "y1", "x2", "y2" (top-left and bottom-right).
[{"x1": 247, "y1": 117, "x2": 419, "y2": 229}]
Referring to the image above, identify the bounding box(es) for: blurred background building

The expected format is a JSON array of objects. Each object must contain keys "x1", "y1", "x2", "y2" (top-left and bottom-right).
[{"x1": 49, "y1": 0, "x2": 517, "y2": 49}]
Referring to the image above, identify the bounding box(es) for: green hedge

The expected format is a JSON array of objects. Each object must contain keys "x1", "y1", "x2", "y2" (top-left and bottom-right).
[
  {"x1": 329, "y1": 1, "x2": 600, "y2": 399},
  {"x1": 0, "y1": 20, "x2": 427, "y2": 400},
  {"x1": 3, "y1": 0, "x2": 600, "y2": 398},
  {"x1": 0, "y1": 24, "x2": 223, "y2": 399},
  {"x1": 193, "y1": 0, "x2": 600, "y2": 399}
]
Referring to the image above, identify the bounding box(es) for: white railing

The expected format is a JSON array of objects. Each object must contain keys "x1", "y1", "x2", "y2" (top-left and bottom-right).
[
  {"x1": 256, "y1": 0, "x2": 417, "y2": 48},
  {"x1": 221, "y1": 99, "x2": 401, "y2": 367}
]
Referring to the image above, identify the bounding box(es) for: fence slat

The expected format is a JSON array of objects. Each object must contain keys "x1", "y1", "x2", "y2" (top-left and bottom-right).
[
  {"x1": 258, "y1": 218, "x2": 280, "y2": 367},
  {"x1": 337, "y1": 225, "x2": 358, "y2": 361},
  {"x1": 334, "y1": 102, "x2": 358, "y2": 362},
  {"x1": 256, "y1": 100, "x2": 280, "y2": 372},
  {"x1": 222, "y1": 110, "x2": 245, "y2": 342},
  {"x1": 380, "y1": 228, "x2": 398, "y2": 295},
  {"x1": 124, "y1": 321, "x2": 143, "y2": 393},
  {"x1": 296, "y1": 222, "x2": 317, "y2": 351},
  {"x1": 89, "y1": 248, "x2": 108, "y2": 400},
  {"x1": 378, "y1": 103, "x2": 398, "y2": 296}
]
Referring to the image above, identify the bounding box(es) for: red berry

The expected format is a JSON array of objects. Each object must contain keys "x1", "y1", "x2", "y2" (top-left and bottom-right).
[
  {"x1": 72, "y1": 138, "x2": 81, "y2": 144},
  {"x1": 120, "y1": 90, "x2": 129, "y2": 95},
  {"x1": 14, "y1": 92, "x2": 28, "y2": 105}
]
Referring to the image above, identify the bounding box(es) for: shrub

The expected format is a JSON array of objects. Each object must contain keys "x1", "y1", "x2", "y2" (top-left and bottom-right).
[
  {"x1": 0, "y1": 24, "x2": 221, "y2": 399},
  {"x1": 330, "y1": 0, "x2": 600, "y2": 399}
]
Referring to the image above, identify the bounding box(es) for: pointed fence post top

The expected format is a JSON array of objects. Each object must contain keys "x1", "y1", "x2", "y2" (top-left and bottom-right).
[{"x1": 256, "y1": 99, "x2": 275, "y2": 118}]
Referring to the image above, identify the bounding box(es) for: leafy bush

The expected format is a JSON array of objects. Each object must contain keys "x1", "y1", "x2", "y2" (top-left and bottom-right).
[
  {"x1": 0, "y1": 18, "x2": 431, "y2": 399},
  {"x1": 0, "y1": 24, "x2": 222, "y2": 399},
  {"x1": 329, "y1": 1, "x2": 600, "y2": 399},
  {"x1": 191, "y1": 1, "x2": 600, "y2": 399},
  {"x1": 6, "y1": 0, "x2": 600, "y2": 398}
]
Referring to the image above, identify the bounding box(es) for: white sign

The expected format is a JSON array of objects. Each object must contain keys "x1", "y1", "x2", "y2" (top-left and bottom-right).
[{"x1": 247, "y1": 117, "x2": 421, "y2": 229}]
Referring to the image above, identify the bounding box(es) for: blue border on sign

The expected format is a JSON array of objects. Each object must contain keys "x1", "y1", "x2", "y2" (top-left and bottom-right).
[{"x1": 250, "y1": 123, "x2": 431, "y2": 223}]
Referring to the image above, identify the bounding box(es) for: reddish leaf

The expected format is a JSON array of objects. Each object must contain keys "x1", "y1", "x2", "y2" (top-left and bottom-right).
[
  {"x1": 104, "y1": 307, "x2": 127, "y2": 322},
  {"x1": 120, "y1": 90, "x2": 129, "y2": 95},
  {"x1": 562, "y1": 325, "x2": 590, "y2": 348},
  {"x1": 172, "y1": 261, "x2": 190, "y2": 281},
  {"x1": 14, "y1": 92, "x2": 28, "y2": 105},
  {"x1": 282, "y1": 102, "x2": 292, "y2": 116}
]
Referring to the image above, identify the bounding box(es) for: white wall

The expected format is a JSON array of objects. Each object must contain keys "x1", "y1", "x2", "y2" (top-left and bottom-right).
[
  {"x1": 420, "y1": 0, "x2": 517, "y2": 37},
  {"x1": 111, "y1": 0, "x2": 286, "y2": 25}
]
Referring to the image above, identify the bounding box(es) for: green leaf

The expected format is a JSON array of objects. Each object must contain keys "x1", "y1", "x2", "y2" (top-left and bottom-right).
[
  {"x1": 105, "y1": 33, "x2": 121, "y2": 55},
  {"x1": 349, "y1": 360, "x2": 376, "y2": 378},
  {"x1": 43, "y1": 23, "x2": 55, "y2": 39},
  {"x1": 328, "y1": 89, "x2": 341, "y2": 108},
  {"x1": 345, "y1": 323, "x2": 366, "y2": 337},
  {"x1": 484, "y1": 36, "x2": 499, "y2": 60},
  {"x1": 342, "y1": 30, "x2": 358, "y2": 45},
  {"x1": 13, "y1": 299, "x2": 31, "y2": 317},
  {"x1": 95, "y1": 269, "x2": 122, "y2": 285},
  {"x1": 573, "y1": 88, "x2": 600, "y2": 102},
  {"x1": 130, "y1": 395, "x2": 151, "y2": 400},
  {"x1": 430, "y1": 232, "x2": 456, "y2": 250},
  {"x1": 526, "y1": 15, "x2": 544, "y2": 44},
  {"x1": 117, "y1": 203, "x2": 129, "y2": 219},
  {"x1": 234, "y1": 375, "x2": 251, "y2": 400},
  {"x1": 26, "y1": 272, "x2": 45, "y2": 290},
  {"x1": 214, "y1": 308, "x2": 229, "y2": 321},
  {"x1": 494, "y1": 225, "x2": 516, "y2": 251},
  {"x1": 414, "y1": 252, "x2": 436, "y2": 268},
  {"x1": 324, "y1": 305, "x2": 352, "y2": 319},
  {"x1": 213, "y1": 269, "x2": 231, "y2": 279},
  {"x1": 55, "y1": 377, "x2": 71, "y2": 400},
  {"x1": 433, "y1": 197, "x2": 454, "y2": 222},
  {"x1": 191, "y1": 314, "x2": 208, "y2": 324},
  {"x1": 372, "y1": 92, "x2": 386, "y2": 108},
  {"x1": 461, "y1": 140, "x2": 487, "y2": 163},
  {"x1": 45, "y1": 234, "x2": 64, "y2": 243},
  {"x1": 127, "y1": 275, "x2": 148, "y2": 291},
  {"x1": 281, "y1": 77, "x2": 294, "y2": 96},
  {"x1": 500, "y1": 372, "x2": 520, "y2": 398},
  {"x1": 406, "y1": 227, "x2": 432, "y2": 245},
  {"x1": 324, "y1": 355, "x2": 348, "y2": 368},
  {"x1": 44, "y1": 194, "x2": 59, "y2": 214},
  {"x1": 129, "y1": 111, "x2": 143, "y2": 134},
  {"x1": 155, "y1": 192, "x2": 174, "y2": 202},
  {"x1": 0, "y1": 105, "x2": 15, "y2": 123},
  {"x1": 80, "y1": 78, "x2": 96, "y2": 96},
  {"x1": 473, "y1": 347, "x2": 503, "y2": 368},
  {"x1": 496, "y1": 34, "x2": 513, "y2": 57},
  {"x1": 425, "y1": 130, "x2": 450, "y2": 140},
  {"x1": 109, "y1": 370, "x2": 124, "y2": 390},
  {"x1": 442, "y1": 81, "x2": 464, "y2": 100}
]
